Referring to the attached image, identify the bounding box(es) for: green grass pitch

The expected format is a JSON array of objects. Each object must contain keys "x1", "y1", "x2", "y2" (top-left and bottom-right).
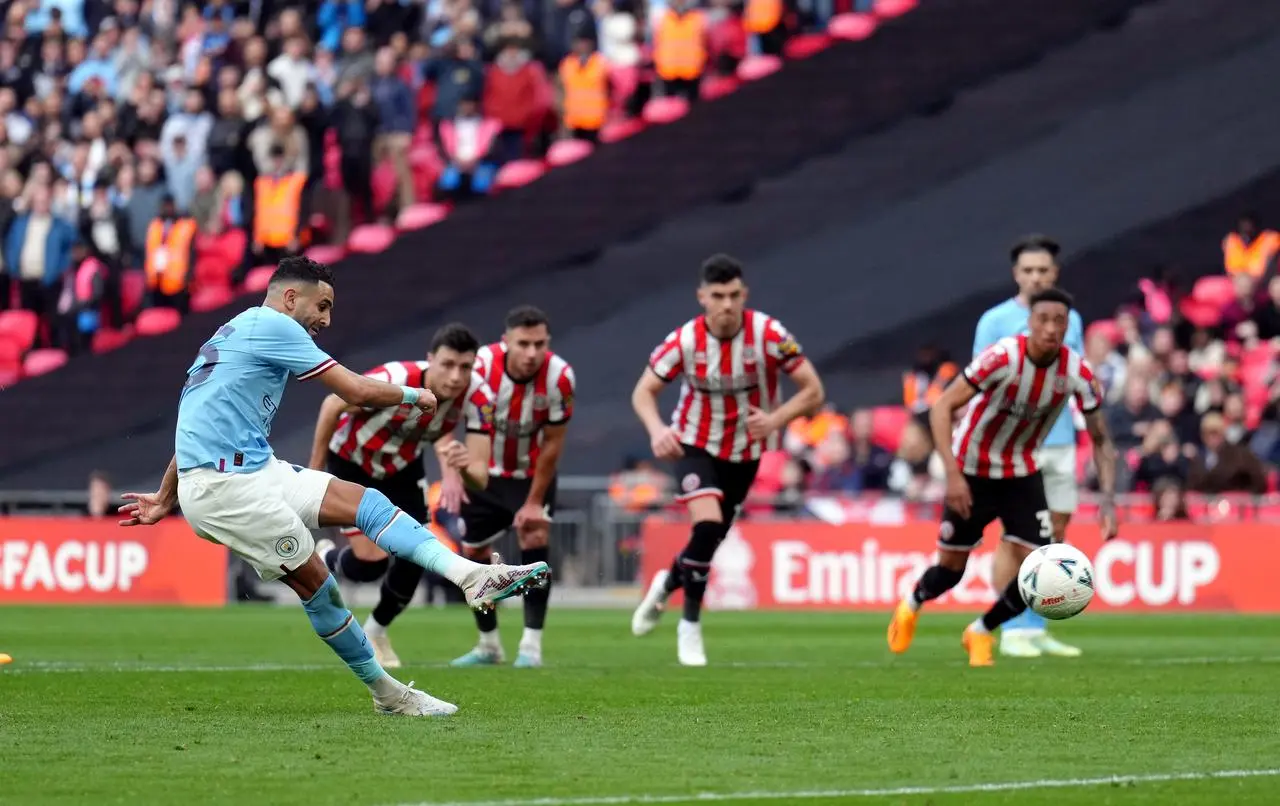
[{"x1": 1, "y1": 607, "x2": 1277, "y2": 806}]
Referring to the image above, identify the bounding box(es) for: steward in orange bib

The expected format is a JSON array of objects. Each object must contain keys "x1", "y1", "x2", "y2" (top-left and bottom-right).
[
  {"x1": 654, "y1": 0, "x2": 707, "y2": 102},
  {"x1": 143, "y1": 195, "x2": 197, "y2": 313},
  {"x1": 1223, "y1": 214, "x2": 1280, "y2": 279},
  {"x1": 743, "y1": 0, "x2": 787, "y2": 56},
  {"x1": 559, "y1": 36, "x2": 609, "y2": 142},
  {"x1": 252, "y1": 144, "x2": 309, "y2": 265}
]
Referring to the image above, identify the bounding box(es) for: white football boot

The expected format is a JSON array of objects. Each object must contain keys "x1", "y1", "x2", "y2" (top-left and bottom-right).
[
  {"x1": 374, "y1": 681, "x2": 458, "y2": 716},
  {"x1": 459, "y1": 551, "x2": 550, "y2": 613},
  {"x1": 1034, "y1": 632, "x2": 1083, "y2": 657},
  {"x1": 370, "y1": 632, "x2": 402, "y2": 669},
  {"x1": 631, "y1": 570, "x2": 670, "y2": 637},
  {"x1": 998, "y1": 629, "x2": 1044, "y2": 658},
  {"x1": 677, "y1": 619, "x2": 707, "y2": 667}
]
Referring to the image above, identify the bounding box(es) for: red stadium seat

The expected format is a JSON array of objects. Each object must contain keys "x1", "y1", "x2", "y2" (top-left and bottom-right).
[
  {"x1": 91, "y1": 326, "x2": 134, "y2": 354},
  {"x1": 827, "y1": 13, "x2": 878, "y2": 41},
  {"x1": 700, "y1": 74, "x2": 740, "y2": 102},
  {"x1": 243, "y1": 265, "x2": 276, "y2": 293},
  {"x1": 1179, "y1": 297, "x2": 1223, "y2": 328},
  {"x1": 1085, "y1": 318, "x2": 1121, "y2": 346},
  {"x1": 493, "y1": 159, "x2": 547, "y2": 192},
  {"x1": 546, "y1": 138, "x2": 595, "y2": 167},
  {"x1": 371, "y1": 161, "x2": 398, "y2": 215},
  {"x1": 0, "y1": 365, "x2": 19, "y2": 387},
  {"x1": 783, "y1": 32, "x2": 832, "y2": 59},
  {"x1": 305, "y1": 244, "x2": 347, "y2": 265},
  {"x1": 736, "y1": 55, "x2": 783, "y2": 82},
  {"x1": 1137, "y1": 278, "x2": 1173, "y2": 324},
  {"x1": 396, "y1": 203, "x2": 450, "y2": 231},
  {"x1": 873, "y1": 0, "x2": 918, "y2": 17},
  {"x1": 135, "y1": 307, "x2": 182, "y2": 336},
  {"x1": 600, "y1": 118, "x2": 646, "y2": 143},
  {"x1": 642, "y1": 96, "x2": 690, "y2": 125},
  {"x1": 870, "y1": 406, "x2": 910, "y2": 452},
  {"x1": 121, "y1": 270, "x2": 147, "y2": 317},
  {"x1": 0, "y1": 309, "x2": 38, "y2": 353},
  {"x1": 22, "y1": 347, "x2": 68, "y2": 377},
  {"x1": 346, "y1": 224, "x2": 397, "y2": 254},
  {"x1": 191, "y1": 285, "x2": 235, "y2": 313},
  {"x1": 1191, "y1": 275, "x2": 1236, "y2": 309}
]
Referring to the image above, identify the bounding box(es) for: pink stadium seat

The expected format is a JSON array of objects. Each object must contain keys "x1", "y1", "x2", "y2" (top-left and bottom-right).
[
  {"x1": 121, "y1": 270, "x2": 146, "y2": 317},
  {"x1": 371, "y1": 162, "x2": 398, "y2": 215},
  {"x1": 736, "y1": 55, "x2": 783, "y2": 82},
  {"x1": 191, "y1": 285, "x2": 235, "y2": 313},
  {"x1": 135, "y1": 307, "x2": 182, "y2": 336},
  {"x1": 0, "y1": 309, "x2": 38, "y2": 353},
  {"x1": 608, "y1": 66, "x2": 640, "y2": 116},
  {"x1": 783, "y1": 32, "x2": 832, "y2": 59},
  {"x1": 873, "y1": 0, "x2": 918, "y2": 17},
  {"x1": 1137, "y1": 278, "x2": 1172, "y2": 323},
  {"x1": 642, "y1": 96, "x2": 690, "y2": 125},
  {"x1": 870, "y1": 406, "x2": 910, "y2": 452},
  {"x1": 494, "y1": 159, "x2": 547, "y2": 192},
  {"x1": 1085, "y1": 318, "x2": 1121, "y2": 346},
  {"x1": 1191, "y1": 275, "x2": 1236, "y2": 309},
  {"x1": 827, "y1": 13, "x2": 878, "y2": 41},
  {"x1": 395, "y1": 203, "x2": 450, "y2": 231},
  {"x1": 700, "y1": 74, "x2": 740, "y2": 102},
  {"x1": 91, "y1": 326, "x2": 134, "y2": 354},
  {"x1": 305, "y1": 244, "x2": 347, "y2": 265},
  {"x1": 600, "y1": 118, "x2": 646, "y2": 143},
  {"x1": 1179, "y1": 298, "x2": 1223, "y2": 329},
  {"x1": 22, "y1": 347, "x2": 67, "y2": 377},
  {"x1": 347, "y1": 224, "x2": 397, "y2": 254},
  {"x1": 0, "y1": 365, "x2": 19, "y2": 387},
  {"x1": 243, "y1": 265, "x2": 276, "y2": 293},
  {"x1": 546, "y1": 138, "x2": 595, "y2": 167}
]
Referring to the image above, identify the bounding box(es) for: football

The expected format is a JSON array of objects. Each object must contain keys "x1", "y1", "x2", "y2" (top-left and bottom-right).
[{"x1": 1017, "y1": 543, "x2": 1095, "y2": 620}]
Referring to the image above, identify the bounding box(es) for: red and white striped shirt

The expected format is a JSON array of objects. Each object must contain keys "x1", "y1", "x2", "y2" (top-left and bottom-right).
[
  {"x1": 954, "y1": 335, "x2": 1100, "y2": 479},
  {"x1": 329, "y1": 360, "x2": 496, "y2": 479},
  {"x1": 475, "y1": 343, "x2": 576, "y2": 480},
  {"x1": 648, "y1": 309, "x2": 805, "y2": 463}
]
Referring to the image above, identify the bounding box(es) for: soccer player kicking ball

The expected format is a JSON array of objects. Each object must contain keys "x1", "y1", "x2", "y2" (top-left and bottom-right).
[
  {"x1": 973, "y1": 235, "x2": 1086, "y2": 658},
  {"x1": 118, "y1": 257, "x2": 548, "y2": 715},
  {"x1": 887, "y1": 288, "x2": 1118, "y2": 667},
  {"x1": 308, "y1": 322, "x2": 496, "y2": 669},
  {"x1": 630, "y1": 254, "x2": 824, "y2": 666}
]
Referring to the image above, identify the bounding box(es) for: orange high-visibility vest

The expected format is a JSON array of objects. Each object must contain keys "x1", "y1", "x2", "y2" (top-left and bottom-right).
[
  {"x1": 1223, "y1": 231, "x2": 1280, "y2": 278},
  {"x1": 425, "y1": 481, "x2": 459, "y2": 553},
  {"x1": 254, "y1": 172, "x2": 306, "y2": 249},
  {"x1": 654, "y1": 9, "x2": 706, "y2": 81},
  {"x1": 785, "y1": 411, "x2": 848, "y2": 449},
  {"x1": 144, "y1": 218, "x2": 197, "y2": 295},
  {"x1": 744, "y1": 0, "x2": 783, "y2": 34},
  {"x1": 903, "y1": 362, "x2": 958, "y2": 413},
  {"x1": 559, "y1": 53, "x2": 609, "y2": 131}
]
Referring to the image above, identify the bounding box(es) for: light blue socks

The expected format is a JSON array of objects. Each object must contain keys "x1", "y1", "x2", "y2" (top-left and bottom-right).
[
  {"x1": 1003, "y1": 609, "x2": 1047, "y2": 632},
  {"x1": 302, "y1": 575, "x2": 384, "y2": 685},
  {"x1": 355, "y1": 488, "x2": 470, "y2": 584}
]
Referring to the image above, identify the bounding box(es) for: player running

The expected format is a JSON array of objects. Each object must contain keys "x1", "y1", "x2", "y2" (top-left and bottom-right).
[
  {"x1": 450, "y1": 306, "x2": 575, "y2": 669},
  {"x1": 308, "y1": 322, "x2": 495, "y2": 669},
  {"x1": 887, "y1": 288, "x2": 1118, "y2": 667},
  {"x1": 117, "y1": 257, "x2": 548, "y2": 716},
  {"x1": 630, "y1": 254, "x2": 825, "y2": 666},
  {"x1": 974, "y1": 235, "x2": 1085, "y2": 658}
]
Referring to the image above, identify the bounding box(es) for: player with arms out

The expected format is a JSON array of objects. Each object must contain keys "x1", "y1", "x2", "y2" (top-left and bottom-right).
[
  {"x1": 887, "y1": 288, "x2": 1118, "y2": 667},
  {"x1": 308, "y1": 322, "x2": 495, "y2": 669},
  {"x1": 117, "y1": 257, "x2": 548, "y2": 716},
  {"x1": 450, "y1": 306, "x2": 575, "y2": 669},
  {"x1": 630, "y1": 254, "x2": 825, "y2": 666},
  {"x1": 974, "y1": 234, "x2": 1086, "y2": 658}
]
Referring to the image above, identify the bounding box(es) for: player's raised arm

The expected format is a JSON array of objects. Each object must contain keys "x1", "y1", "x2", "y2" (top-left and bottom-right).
[
  {"x1": 309, "y1": 393, "x2": 360, "y2": 469},
  {"x1": 317, "y1": 364, "x2": 436, "y2": 413}
]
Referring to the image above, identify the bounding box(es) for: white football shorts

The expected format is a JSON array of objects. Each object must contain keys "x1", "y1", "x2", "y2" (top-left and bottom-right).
[
  {"x1": 178, "y1": 459, "x2": 332, "y2": 580},
  {"x1": 1036, "y1": 444, "x2": 1079, "y2": 515}
]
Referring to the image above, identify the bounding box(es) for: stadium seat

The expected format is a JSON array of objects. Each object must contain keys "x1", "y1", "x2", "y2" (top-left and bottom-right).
[
  {"x1": 1179, "y1": 298, "x2": 1223, "y2": 328},
  {"x1": 0, "y1": 365, "x2": 19, "y2": 387},
  {"x1": 873, "y1": 0, "x2": 918, "y2": 17},
  {"x1": 395, "y1": 202, "x2": 450, "y2": 231},
  {"x1": 0, "y1": 309, "x2": 38, "y2": 353},
  {"x1": 305, "y1": 244, "x2": 347, "y2": 265},
  {"x1": 121, "y1": 270, "x2": 147, "y2": 317},
  {"x1": 601, "y1": 118, "x2": 646, "y2": 143},
  {"x1": 1137, "y1": 278, "x2": 1172, "y2": 324},
  {"x1": 371, "y1": 161, "x2": 398, "y2": 215},
  {"x1": 608, "y1": 66, "x2": 641, "y2": 116},
  {"x1": 191, "y1": 285, "x2": 235, "y2": 313},
  {"x1": 1191, "y1": 275, "x2": 1236, "y2": 309},
  {"x1": 22, "y1": 347, "x2": 68, "y2": 377},
  {"x1": 546, "y1": 138, "x2": 595, "y2": 167},
  {"x1": 1085, "y1": 318, "x2": 1121, "y2": 346},
  {"x1": 700, "y1": 74, "x2": 740, "y2": 102},
  {"x1": 243, "y1": 265, "x2": 276, "y2": 293},
  {"x1": 346, "y1": 224, "x2": 397, "y2": 254},
  {"x1": 870, "y1": 406, "x2": 910, "y2": 452},
  {"x1": 493, "y1": 159, "x2": 547, "y2": 192},
  {"x1": 783, "y1": 32, "x2": 832, "y2": 59},
  {"x1": 642, "y1": 96, "x2": 690, "y2": 125},
  {"x1": 135, "y1": 307, "x2": 182, "y2": 336},
  {"x1": 827, "y1": 13, "x2": 878, "y2": 41},
  {"x1": 736, "y1": 55, "x2": 783, "y2": 82},
  {"x1": 91, "y1": 326, "x2": 134, "y2": 354}
]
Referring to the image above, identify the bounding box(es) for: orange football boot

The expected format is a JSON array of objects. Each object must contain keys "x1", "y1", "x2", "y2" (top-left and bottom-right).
[
  {"x1": 886, "y1": 601, "x2": 919, "y2": 654},
  {"x1": 962, "y1": 626, "x2": 995, "y2": 667}
]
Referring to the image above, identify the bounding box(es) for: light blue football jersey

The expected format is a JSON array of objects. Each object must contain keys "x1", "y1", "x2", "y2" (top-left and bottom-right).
[
  {"x1": 175, "y1": 306, "x2": 335, "y2": 472},
  {"x1": 972, "y1": 297, "x2": 1084, "y2": 448}
]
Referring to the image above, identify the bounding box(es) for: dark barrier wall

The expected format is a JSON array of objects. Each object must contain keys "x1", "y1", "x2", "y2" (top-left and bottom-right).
[{"x1": 0, "y1": 0, "x2": 1154, "y2": 473}]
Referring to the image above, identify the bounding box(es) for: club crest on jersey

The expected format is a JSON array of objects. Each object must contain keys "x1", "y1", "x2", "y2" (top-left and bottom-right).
[
  {"x1": 275, "y1": 537, "x2": 299, "y2": 559},
  {"x1": 1053, "y1": 377, "x2": 1068, "y2": 394},
  {"x1": 777, "y1": 337, "x2": 801, "y2": 358},
  {"x1": 681, "y1": 473, "x2": 701, "y2": 493},
  {"x1": 479, "y1": 402, "x2": 495, "y2": 428}
]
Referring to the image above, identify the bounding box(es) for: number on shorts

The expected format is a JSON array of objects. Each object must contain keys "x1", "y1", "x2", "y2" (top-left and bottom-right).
[
  {"x1": 1036, "y1": 510, "x2": 1053, "y2": 540},
  {"x1": 183, "y1": 325, "x2": 235, "y2": 392}
]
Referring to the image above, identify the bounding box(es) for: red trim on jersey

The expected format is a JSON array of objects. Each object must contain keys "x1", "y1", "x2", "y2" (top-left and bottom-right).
[{"x1": 298, "y1": 358, "x2": 336, "y2": 381}]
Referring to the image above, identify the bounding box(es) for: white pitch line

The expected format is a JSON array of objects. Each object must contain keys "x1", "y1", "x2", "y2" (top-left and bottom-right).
[{"x1": 384, "y1": 768, "x2": 1280, "y2": 806}]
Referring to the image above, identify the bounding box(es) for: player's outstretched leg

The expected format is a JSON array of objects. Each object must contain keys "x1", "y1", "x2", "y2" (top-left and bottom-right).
[
  {"x1": 352, "y1": 489, "x2": 548, "y2": 611},
  {"x1": 674, "y1": 521, "x2": 725, "y2": 666},
  {"x1": 963, "y1": 578, "x2": 1030, "y2": 667},
  {"x1": 631, "y1": 563, "x2": 677, "y2": 637},
  {"x1": 888, "y1": 564, "x2": 965, "y2": 654}
]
